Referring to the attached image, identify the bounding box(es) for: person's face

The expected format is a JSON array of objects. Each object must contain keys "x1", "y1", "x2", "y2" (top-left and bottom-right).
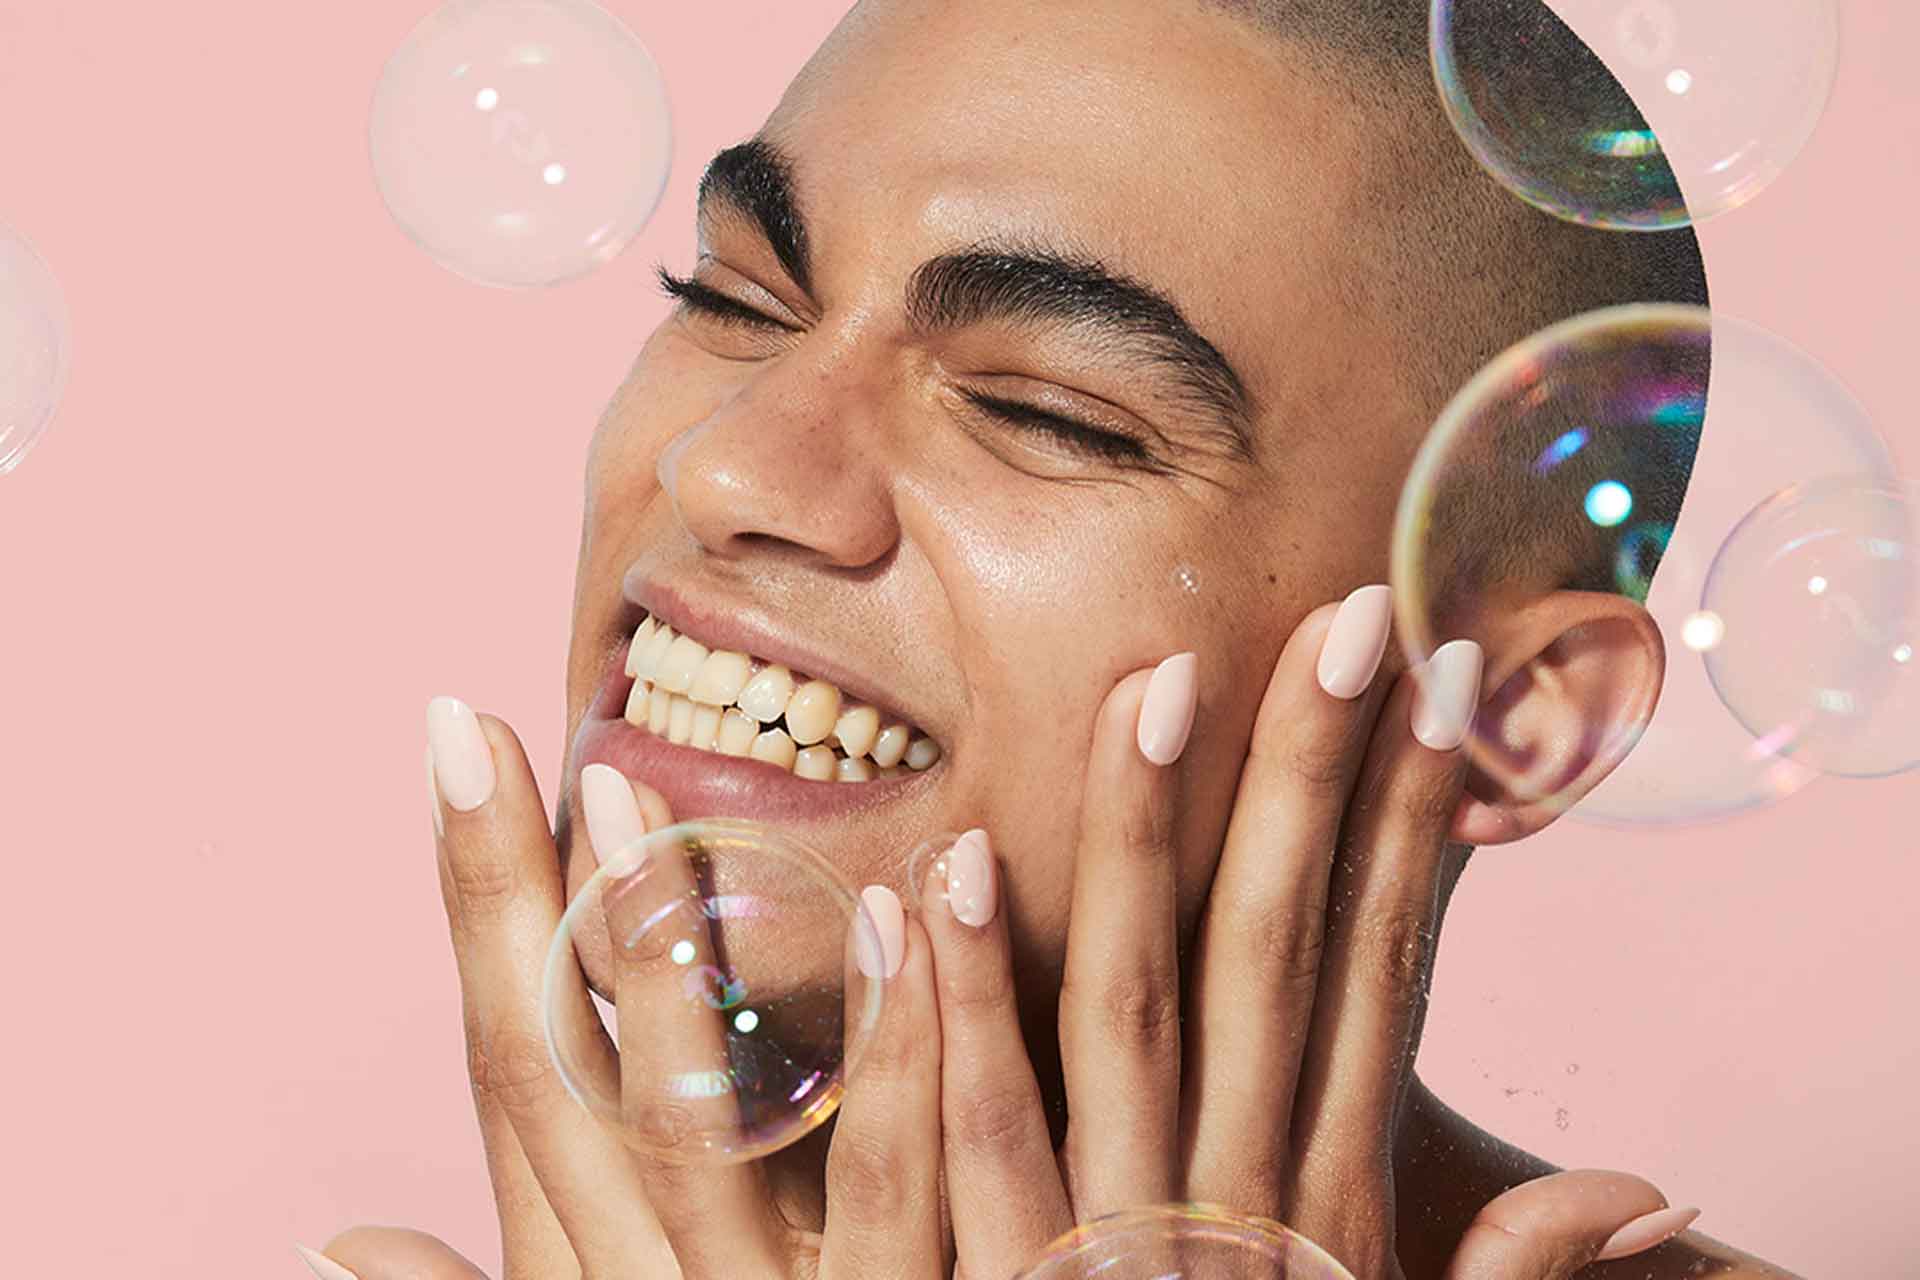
[{"x1": 560, "y1": 0, "x2": 1428, "y2": 1005}]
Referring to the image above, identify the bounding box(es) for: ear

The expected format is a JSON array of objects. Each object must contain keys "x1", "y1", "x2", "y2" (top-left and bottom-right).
[{"x1": 1448, "y1": 590, "x2": 1666, "y2": 845}]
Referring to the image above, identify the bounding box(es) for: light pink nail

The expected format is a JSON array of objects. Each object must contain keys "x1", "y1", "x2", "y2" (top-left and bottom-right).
[
  {"x1": 1411, "y1": 640, "x2": 1483, "y2": 751},
  {"x1": 946, "y1": 829, "x2": 998, "y2": 928},
  {"x1": 856, "y1": 885, "x2": 906, "y2": 979},
  {"x1": 1137, "y1": 652, "x2": 1199, "y2": 766},
  {"x1": 426, "y1": 696, "x2": 496, "y2": 812},
  {"x1": 1595, "y1": 1206, "x2": 1701, "y2": 1261},
  {"x1": 1316, "y1": 585, "x2": 1393, "y2": 699},
  {"x1": 424, "y1": 743, "x2": 444, "y2": 838},
  {"x1": 294, "y1": 1244, "x2": 359, "y2": 1280},
  {"x1": 581, "y1": 762, "x2": 648, "y2": 867}
]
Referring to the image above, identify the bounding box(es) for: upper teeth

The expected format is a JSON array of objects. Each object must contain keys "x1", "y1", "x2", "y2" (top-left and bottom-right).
[{"x1": 622, "y1": 615, "x2": 941, "y2": 782}]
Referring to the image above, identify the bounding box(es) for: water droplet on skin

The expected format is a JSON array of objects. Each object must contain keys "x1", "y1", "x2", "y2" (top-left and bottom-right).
[{"x1": 1172, "y1": 564, "x2": 1201, "y2": 595}]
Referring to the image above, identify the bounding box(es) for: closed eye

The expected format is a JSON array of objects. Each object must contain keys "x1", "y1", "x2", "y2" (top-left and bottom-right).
[{"x1": 655, "y1": 265, "x2": 1154, "y2": 465}]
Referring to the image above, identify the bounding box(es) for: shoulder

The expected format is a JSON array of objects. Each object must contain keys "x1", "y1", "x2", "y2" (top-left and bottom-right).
[{"x1": 1392, "y1": 1079, "x2": 1806, "y2": 1280}]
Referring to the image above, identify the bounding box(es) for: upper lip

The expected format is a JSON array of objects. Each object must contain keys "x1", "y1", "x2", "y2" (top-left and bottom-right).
[{"x1": 615, "y1": 570, "x2": 938, "y2": 743}]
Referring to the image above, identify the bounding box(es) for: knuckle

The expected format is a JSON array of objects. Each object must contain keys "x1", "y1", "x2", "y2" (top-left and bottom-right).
[
  {"x1": 827, "y1": 1124, "x2": 907, "y2": 1215},
  {"x1": 444, "y1": 847, "x2": 521, "y2": 921},
  {"x1": 1280, "y1": 730, "x2": 1355, "y2": 801},
  {"x1": 1098, "y1": 968, "x2": 1182, "y2": 1055},
  {"x1": 1116, "y1": 793, "x2": 1178, "y2": 861},
  {"x1": 1229, "y1": 896, "x2": 1328, "y2": 993},
  {"x1": 466, "y1": 1024, "x2": 558, "y2": 1116},
  {"x1": 1350, "y1": 905, "x2": 1435, "y2": 1003},
  {"x1": 936, "y1": 950, "x2": 1017, "y2": 1019},
  {"x1": 1393, "y1": 757, "x2": 1466, "y2": 831},
  {"x1": 948, "y1": 1080, "x2": 1038, "y2": 1156}
]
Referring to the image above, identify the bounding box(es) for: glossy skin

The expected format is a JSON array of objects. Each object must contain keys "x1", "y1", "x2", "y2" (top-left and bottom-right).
[{"x1": 328, "y1": 0, "x2": 1799, "y2": 1275}]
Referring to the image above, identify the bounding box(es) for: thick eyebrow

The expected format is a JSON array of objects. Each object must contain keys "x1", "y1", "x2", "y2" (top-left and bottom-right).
[{"x1": 693, "y1": 136, "x2": 1257, "y2": 462}]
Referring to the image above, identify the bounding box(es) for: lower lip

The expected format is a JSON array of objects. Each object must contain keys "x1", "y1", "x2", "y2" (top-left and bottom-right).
[{"x1": 572, "y1": 662, "x2": 934, "y2": 825}]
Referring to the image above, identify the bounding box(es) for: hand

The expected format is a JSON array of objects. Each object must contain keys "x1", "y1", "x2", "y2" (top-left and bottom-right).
[
  {"x1": 901, "y1": 586, "x2": 1699, "y2": 1280},
  {"x1": 309, "y1": 697, "x2": 953, "y2": 1278}
]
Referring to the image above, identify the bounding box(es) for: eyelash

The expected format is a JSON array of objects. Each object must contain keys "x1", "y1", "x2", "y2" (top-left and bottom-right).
[{"x1": 654, "y1": 265, "x2": 1151, "y2": 463}]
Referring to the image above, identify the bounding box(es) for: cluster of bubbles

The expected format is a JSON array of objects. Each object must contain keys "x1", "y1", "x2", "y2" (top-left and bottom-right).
[
  {"x1": 1405, "y1": 0, "x2": 1913, "y2": 823},
  {"x1": 368, "y1": 0, "x2": 673, "y2": 288}
]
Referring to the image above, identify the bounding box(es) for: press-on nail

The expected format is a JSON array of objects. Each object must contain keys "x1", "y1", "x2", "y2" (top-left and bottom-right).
[
  {"x1": 1137, "y1": 652, "x2": 1199, "y2": 766},
  {"x1": 1411, "y1": 640, "x2": 1483, "y2": 751},
  {"x1": 946, "y1": 829, "x2": 997, "y2": 928},
  {"x1": 426, "y1": 696, "x2": 496, "y2": 811},
  {"x1": 1595, "y1": 1206, "x2": 1701, "y2": 1261},
  {"x1": 581, "y1": 762, "x2": 648, "y2": 866},
  {"x1": 294, "y1": 1244, "x2": 359, "y2": 1280},
  {"x1": 856, "y1": 885, "x2": 906, "y2": 979},
  {"x1": 1317, "y1": 585, "x2": 1393, "y2": 699}
]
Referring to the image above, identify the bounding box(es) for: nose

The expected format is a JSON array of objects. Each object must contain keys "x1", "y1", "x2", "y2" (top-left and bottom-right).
[{"x1": 657, "y1": 347, "x2": 903, "y2": 569}]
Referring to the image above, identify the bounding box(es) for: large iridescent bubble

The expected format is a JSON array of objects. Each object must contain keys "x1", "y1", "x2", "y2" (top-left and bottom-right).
[
  {"x1": 1432, "y1": 0, "x2": 1840, "y2": 230},
  {"x1": 0, "y1": 224, "x2": 71, "y2": 475},
  {"x1": 543, "y1": 819, "x2": 885, "y2": 1163},
  {"x1": 1392, "y1": 304, "x2": 1898, "y2": 826},
  {"x1": 1701, "y1": 479, "x2": 1917, "y2": 779},
  {"x1": 369, "y1": 0, "x2": 673, "y2": 288},
  {"x1": 1014, "y1": 1205, "x2": 1355, "y2": 1280}
]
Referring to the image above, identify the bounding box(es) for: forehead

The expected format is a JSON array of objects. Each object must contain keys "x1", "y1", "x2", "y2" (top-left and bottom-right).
[{"x1": 757, "y1": 0, "x2": 1386, "y2": 429}]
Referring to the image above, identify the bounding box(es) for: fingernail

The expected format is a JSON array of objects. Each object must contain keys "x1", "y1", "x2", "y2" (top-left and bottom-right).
[
  {"x1": 426, "y1": 696, "x2": 496, "y2": 811},
  {"x1": 1595, "y1": 1206, "x2": 1701, "y2": 1261},
  {"x1": 294, "y1": 1243, "x2": 359, "y2": 1280},
  {"x1": 946, "y1": 828, "x2": 998, "y2": 928},
  {"x1": 581, "y1": 762, "x2": 648, "y2": 866},
  {"x1": 856, "y1": 884, "x2": 906, "y2": 979},
  {"x1": 1137, "y1": 652, "x2": 1199, "y2": 766},
  {"x1": 1411, "y1": 639, "x2": 1483, "y2": 751},
  {"x1": 424, "y1": 743, "x2": 444, "y2": 838},
  {"x1": 1317, "y1": 585, "x2": 1393, "y2": 700}
]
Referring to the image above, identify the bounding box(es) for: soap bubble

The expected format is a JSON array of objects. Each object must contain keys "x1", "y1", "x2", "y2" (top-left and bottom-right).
[
  {"x1": 369, "y1": 0, "x2": 673, "y2": 288},
  {"x1": 543, "y1": 819, "x2": 885, "y2": 1163},
  {"x1": 0, "y1": 224, "x2": 72, "y2": 475},
  {"x1": 1701, "y1": 478, "x2": 1917, "y2": 778},
  {"x1": 1392, "y1": 304, "x2": 1898, "y2": 825},
  {"x1": 1014, "y1": 1205, "x2": 1355, "y2": 1280},
  {"x1": 1431, "y1": 0, "x2": 1840, "y2": 230}
]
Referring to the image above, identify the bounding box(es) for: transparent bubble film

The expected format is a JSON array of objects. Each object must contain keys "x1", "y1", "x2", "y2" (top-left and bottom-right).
[
  {"x1": 543, "y1": 819, "x2": 884, "y2": 1164},
  {"x1": 1432, "y1": 0, "x2": 1839, "y2": 230},
  {"x1": 1702, "y1": 478, "x2": 1918, "y2": 779},
  {"x1": 369, "y1": 0, "x2": 673, "y2": 288},
  {"x1": 0, "y1": 224, "x2": 72, "y2": 475},
  {"x1": 1013, "y1": 1204, "x2": 1356, "y2": 1280},
  {"x1": 1391, "y1": 304, "x2": 1899, "y2": 825}
]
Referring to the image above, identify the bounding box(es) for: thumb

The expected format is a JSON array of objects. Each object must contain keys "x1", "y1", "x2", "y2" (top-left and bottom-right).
[
  {"x1": 296, "y1": 1227, "x2": 493, "y2": 1280},
  {"x1": 1444, "y1": 1169, "x2": 1700, "y2": 1280}
]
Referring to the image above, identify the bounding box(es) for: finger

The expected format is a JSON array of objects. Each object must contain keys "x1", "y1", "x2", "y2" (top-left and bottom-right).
[
  {"x1": 1182, "y1": 589, "x2": 1394, "y2": 1207},
  {"x1": 819, "y1": 888, "x2": 948, "y2": 1280},
  {"x1": 586, "y1": 769, "x2": 787, "y2": 1277},
  {"x1": 920, "y1": 830, "x2": 1074, "y2": 1278},
  {"x1": 427, "y1": 700, "x2": 679, "y2": 1278},
  {"x1": 1056, "y1": 653, "x2": 1197, "y2": 1219},
  {"x1": 1444, "y1": 1170, "x2": 1697, "y2": 1280},
  {"x1": 1285, "y1": 642, "x2": 1482, "y2": 1235},
  {"x1": 305, "y1": 1228, "x2": 490, "y2": 1279}
]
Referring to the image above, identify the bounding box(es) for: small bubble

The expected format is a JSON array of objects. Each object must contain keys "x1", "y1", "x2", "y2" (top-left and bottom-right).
[
  {"x1": 1566, "y1": 1062, "x2": 1580, "y2": 1075},
  {"x1": 1554, "y1": 1106, "x2": 1571, "y2": 1130},
  {"x1": 1172, "y1": 564, "x2": 1201, "y2": 595}
]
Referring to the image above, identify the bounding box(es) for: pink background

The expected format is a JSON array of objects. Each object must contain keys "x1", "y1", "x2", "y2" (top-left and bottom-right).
[{"x1": 2, "y1": 1, "x2": 1914, "y2": 1275}]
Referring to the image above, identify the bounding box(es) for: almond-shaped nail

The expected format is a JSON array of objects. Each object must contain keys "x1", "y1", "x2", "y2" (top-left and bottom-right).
[
  {"x1": 1411, "y1": 639, "x2": 1483, "y2": 751},
  {"x1": 581, "y1": 762, "x2": 648, "y2": 868},
  {"x1": 294, "y1": 1244, "x2": 359, "y2": 1280},
  {"x1": 1317, "y1": 584, "x2": 1393, "y2": 700},
  {"x1": 1595, "y1": 1206, "x2": 1701, "y2": 1261},
  {"x1": 856, "y1": 884, "x2": 906, "y2": 979},
  {"x1": 426, "y1": 696, "x2": 496, "y2": 811},
  {"x1": 946, "y1": 828, "x2": 998, "y2": 928},
  {"x1": 1137, "y1": 652, "x2": 1199, "y2": 766}
]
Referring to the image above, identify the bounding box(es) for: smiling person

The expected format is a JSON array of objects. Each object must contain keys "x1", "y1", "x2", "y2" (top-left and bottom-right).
[{"x1": 307, "y1": 1, "x2": 1799, "y2": 1277}]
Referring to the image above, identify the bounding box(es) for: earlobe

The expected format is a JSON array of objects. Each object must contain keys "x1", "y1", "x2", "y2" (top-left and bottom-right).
[{"x1": 1447, "y1": 592, "x2": 1666, "y2": 845}]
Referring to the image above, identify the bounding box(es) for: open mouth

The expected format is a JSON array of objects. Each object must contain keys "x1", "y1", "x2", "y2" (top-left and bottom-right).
[{"x1": 619, "y1": 612, "x2": 942, "y2": 784}]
